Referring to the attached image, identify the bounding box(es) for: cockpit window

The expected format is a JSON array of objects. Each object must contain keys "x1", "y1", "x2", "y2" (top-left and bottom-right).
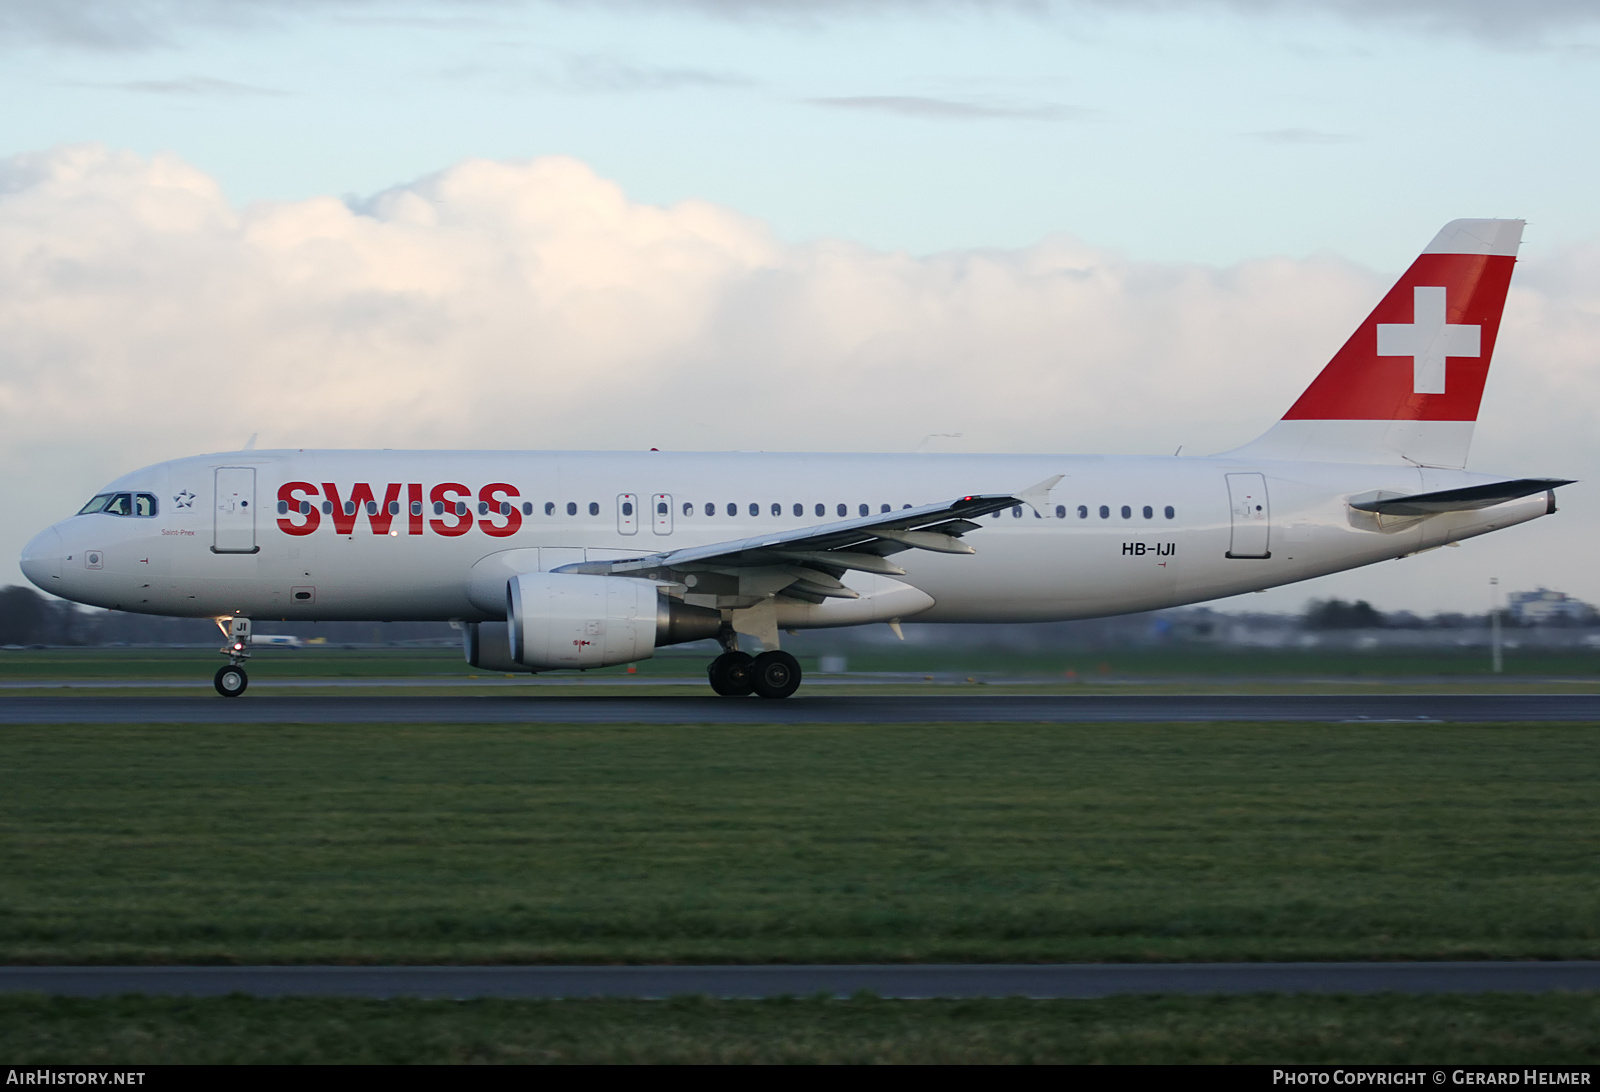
[{"x1": 78, "y1": 492, "x2": 157, "y2": 517}]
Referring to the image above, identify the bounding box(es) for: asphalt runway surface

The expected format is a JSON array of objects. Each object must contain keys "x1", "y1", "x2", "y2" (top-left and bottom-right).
[
  {"x1": 4, "y1": 963, "x2": 1598, "y2": 999},
  {"x1": 5, "y1": 693, "x2": 1600, "y2": 724}
]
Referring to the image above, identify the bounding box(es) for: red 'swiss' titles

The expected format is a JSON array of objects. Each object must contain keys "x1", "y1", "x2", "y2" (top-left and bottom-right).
[{"x1": 276, "y1": 482, "x2": 523, "y2": 538}]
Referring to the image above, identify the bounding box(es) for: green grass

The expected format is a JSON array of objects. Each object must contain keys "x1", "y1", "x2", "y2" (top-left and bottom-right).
[
  {"x1": 2, "y1": 721, "x2": 1597, "y2": 964},
  {"x1": 4, "y1": 994, "x2": 1599, "y2": 1064}
]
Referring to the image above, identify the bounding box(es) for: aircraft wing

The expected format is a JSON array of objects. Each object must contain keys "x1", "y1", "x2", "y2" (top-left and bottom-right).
[{"x1": 554, "y1": 484, "x2": 1054, "y2": 603}]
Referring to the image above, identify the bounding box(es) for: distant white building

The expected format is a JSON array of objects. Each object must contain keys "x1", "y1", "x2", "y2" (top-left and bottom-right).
[{"x1": 1506, "y1": 588, "x2": 1595, "y2": 625}]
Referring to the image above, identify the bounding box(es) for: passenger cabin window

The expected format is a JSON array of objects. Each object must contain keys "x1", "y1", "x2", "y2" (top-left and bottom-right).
[
  {"x1": 567, "y1": 502, "x2": 578, "y2": 516},
  {"x1": 749, "y1": 503, "x2": 759, "y2": 517},
  {"x1": 1121, "y1": 505, "x2": 1132, "y2": 519},
  {"x1": 415, "y1": 502, "x2": 426, "y2": 516},
  {"x1": 622, "y1": 501, "x2": 634, "y2": 516},
  {"x1": 1142, "y1": 505, "x2": 1153, "y2": 519},
  {"x1": 1055, "y1": 505, "x2": 1066, "y2": 519},
  {"x1": 1165, "y1": 506, "x2": 1176, "y2": 519},
  {"x1": 793, "y1": 503, "x2": 803, "y2": 517},
  {"x1": 588, "y1": 502, "x2": 600, "y2": 516},
  {"x1": 815, "y1": 503, "x2": 825, "y2": 517},
  {"x1": 545, "y1": 502, "x2": 556, "y2": 516},
  {"x1": 706, "y1": 502, "x2": 716, "y2": 517},
  {"x1": 837, "y1": 504, "x2": 847, "y2": 517},
  {"x1": 683, "y1": 502, "x2": 693, "y2": 516},
  {"x1": 859, "y1": 504, "x2": 869, "y2": 517},
  {"x1": 658, "y1": 501, "x2": 669, "y2": 515},
  {"x1": 771, "y1": 502, "x2": 781, "y2": 516},
  {"x1": 1078, "y1": 505, "x2": 1088, "y2": 519},
  {"x1": 1012, "y1": 506, "x2": 1022, "y2": 518},
  {"x1": 1099, "y1": 505, "x2": 1110, "y2": 519},
  {"x1": 726, "y1": 502, "x2": 736, "y2": 517},
  {"x1": 522, "y1": 502, "x2": 533, "y2": 516}
]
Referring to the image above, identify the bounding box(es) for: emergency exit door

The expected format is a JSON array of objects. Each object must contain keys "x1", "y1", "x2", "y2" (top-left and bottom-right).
[
  {"x1": 1225, "y1": 473, "x2": 1271, "y2": 559},
  {"x1": 212, "y1": 467, "x2": 260, "y2": 554}
]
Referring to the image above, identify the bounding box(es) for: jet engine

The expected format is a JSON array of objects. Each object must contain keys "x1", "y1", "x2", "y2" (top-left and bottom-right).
[{"x1": 466, "y1": 571, "x2": 722, "y2": 672}]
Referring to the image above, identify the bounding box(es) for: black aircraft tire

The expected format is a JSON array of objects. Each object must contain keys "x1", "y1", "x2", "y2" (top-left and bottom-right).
[
  {"x1": 707, "y1": 652, "x2": 756, "y2": 697},
  {"x1": 214, "y1": 665, "x2": 249, "y2": 698},
  {"x1": 752, "y1": 650, "x2": 802, "y2": 700}
]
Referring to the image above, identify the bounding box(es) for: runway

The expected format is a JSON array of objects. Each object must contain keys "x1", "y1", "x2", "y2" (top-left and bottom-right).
[
  {"x1": 4, "y1": 692, "x2": 1600, "y2": 724},
  {"x1": 3, "y1": 962, "x2": 1597, "y2": 999}
]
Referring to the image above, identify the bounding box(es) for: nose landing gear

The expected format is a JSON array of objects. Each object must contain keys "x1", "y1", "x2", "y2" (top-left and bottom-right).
[
  {"x1": 213, "y1": 616, "x2": 252, "y2": 698},
  {"x1": 214, "y1": 664, "x2": 248, "y2": 698}
]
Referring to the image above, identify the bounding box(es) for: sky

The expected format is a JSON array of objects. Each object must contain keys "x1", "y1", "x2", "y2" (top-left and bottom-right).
[{"x1": 4, "y1": 0, "x2": 1600, "y2": 617}]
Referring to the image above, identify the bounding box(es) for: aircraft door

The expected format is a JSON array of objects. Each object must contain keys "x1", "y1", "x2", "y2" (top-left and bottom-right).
[
  {"x1": 617, "y1": 493, "x2": 638, "y2": 535},
  {"x1": 1225, "y1": 473, "x2": 1271, "y2": 559},
  {"x1": 212, "y1": 467, "x2": 260, "y2": 554},
  {"x1": 652, "y1": 493, "x2": 673, "y2": 535}
]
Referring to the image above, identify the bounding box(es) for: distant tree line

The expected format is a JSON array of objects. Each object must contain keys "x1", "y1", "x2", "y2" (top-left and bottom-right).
[
  {"x1": 1302, "y1": 599, "x2": 1387, "y2": 630},
  {"x1": 1299, "y1": 597, "x2": 1600, "y2": 631},
  {"x1": 0, "y1": 585, "x2": 456, "y2": 647}
]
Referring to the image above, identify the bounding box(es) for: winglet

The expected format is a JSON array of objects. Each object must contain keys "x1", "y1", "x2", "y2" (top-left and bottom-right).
[{"x1": 1016, "y1": 475, "x2": 1064, "y2": 515}]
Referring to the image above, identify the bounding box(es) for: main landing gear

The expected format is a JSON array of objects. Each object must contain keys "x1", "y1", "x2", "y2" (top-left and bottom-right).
[
  {"x1": 213, "y1": 616, "x2": 252, "y2": 698},
  {"x1": 708, "y1": 649, "x2": 802, "y2": 699}
]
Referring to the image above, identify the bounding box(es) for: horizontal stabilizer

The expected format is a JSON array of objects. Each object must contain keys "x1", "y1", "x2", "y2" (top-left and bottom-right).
[{"x1": 1350, "y1": 478, "x2": 1573, "y2": 516}]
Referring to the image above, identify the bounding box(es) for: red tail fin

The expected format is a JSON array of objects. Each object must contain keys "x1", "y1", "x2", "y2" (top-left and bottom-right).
[{"x1": 1231, "y1": 219, "x2": 1523, "y2": 468}]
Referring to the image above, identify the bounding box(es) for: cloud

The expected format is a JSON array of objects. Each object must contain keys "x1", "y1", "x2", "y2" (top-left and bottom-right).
[
  {"x1": 612, "y1": 0, "x2": 1600, "y2": 42},
  {"x1": 1, "y1": 145, "x2": 1595, "y2": 612},
  {"x1": 555, "y1": 55, "x2": 753, "y2": 93},
  {"x1": 1245, "y1": 128, "x2": 1356, "y2": 145},
  {"x1": 808, "y1": 95, "x2": 1084, "y2": 121},
  {"x1": 90, "y1": 75, "x2": 287, "y2": 97},
  {"x1": 8, "y1": 0, "x2": 1598, "y2": 53}
]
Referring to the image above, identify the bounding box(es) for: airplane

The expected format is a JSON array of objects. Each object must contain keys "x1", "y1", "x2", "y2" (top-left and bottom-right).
[{"x1": 18, "y1": 219, "x2": 1571, "y2": 699}]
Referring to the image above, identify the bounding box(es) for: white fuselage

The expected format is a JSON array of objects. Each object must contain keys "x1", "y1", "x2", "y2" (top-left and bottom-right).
[{"x1": 21, "y1": 449, "x2": 1551, "y2": 626}]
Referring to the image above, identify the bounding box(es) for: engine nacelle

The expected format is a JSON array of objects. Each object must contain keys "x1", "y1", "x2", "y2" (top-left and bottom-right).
[{"x1": 502, "y1": 572, "x2": 721, "y2": 670}]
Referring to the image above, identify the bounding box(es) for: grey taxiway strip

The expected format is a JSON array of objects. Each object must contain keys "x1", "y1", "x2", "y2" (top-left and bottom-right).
[
  {"x1": 3, "y1": 963, "x2": 1598, "y2": 1000},
  {"x1": 4, "y1": 693, "x2": 1600, "y2": 724}
]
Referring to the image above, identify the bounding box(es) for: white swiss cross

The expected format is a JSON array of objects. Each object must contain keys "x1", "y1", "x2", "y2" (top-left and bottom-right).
[{"x1": 1376, "y1": 286, "x2": 1481, "y2": 395}]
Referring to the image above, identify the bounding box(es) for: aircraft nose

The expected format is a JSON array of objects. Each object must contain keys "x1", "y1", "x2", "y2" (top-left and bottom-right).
[{"x1": 19, "y1": 526, "x2": 63, "y2": 590}]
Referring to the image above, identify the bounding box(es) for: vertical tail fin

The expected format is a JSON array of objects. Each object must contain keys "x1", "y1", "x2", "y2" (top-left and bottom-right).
[{"x1": 1227, "y1": 219, "x2": 1523, "y2": 468}]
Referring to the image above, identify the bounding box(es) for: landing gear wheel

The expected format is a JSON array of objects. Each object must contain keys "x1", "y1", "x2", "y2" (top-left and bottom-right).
[
  {"x1": 707, "y1": 651, "x2": 755, "y2": 697},
  {"x1": 214, "y1": 665, "x2": 248, "y2": 698},
  {"x1": 752, "y1": 651, "x2": 802, "y2": 700}
]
